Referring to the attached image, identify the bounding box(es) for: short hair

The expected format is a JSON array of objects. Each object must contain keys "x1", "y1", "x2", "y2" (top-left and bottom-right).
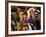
[
  {"x1": 18, "y1": 6, "x2": 26, "y2": 10},
  {"x1": 23, "y1": 12, "x2": 27, "y2": 16}
]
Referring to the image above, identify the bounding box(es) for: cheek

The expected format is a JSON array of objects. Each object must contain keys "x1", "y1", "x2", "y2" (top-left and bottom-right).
[
  {"x1": 20, "y1": 15, "x2": 23, "y2": 18},
  {"x1": 24, "y1": 17, "x2": 27, "y2": 19}
]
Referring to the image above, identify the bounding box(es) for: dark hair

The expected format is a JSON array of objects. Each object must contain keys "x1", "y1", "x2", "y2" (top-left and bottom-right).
[
  {"x1": 38, "y1": 12, "x2": 40, "y2": 14},
  {"x1": 18, "y1": 6, "x2": 26, "y2": 10},
  {"x1": 23, "y1": 12, "x2": 27, "y2": 16}
]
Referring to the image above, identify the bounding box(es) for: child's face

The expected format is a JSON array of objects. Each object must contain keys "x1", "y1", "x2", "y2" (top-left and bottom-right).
[
  {"x1": 35, "y1": 12, "x2": 38, "y2": 17},
  {"x1": 29, "y1": 9, "x2": 35, "y2": 16},
  {"x1": 19, "y1": 12, "x2": 24, "y2": 20},
  {"x1": 23, "y1": 15, "x2": 27, "y2": 21}
]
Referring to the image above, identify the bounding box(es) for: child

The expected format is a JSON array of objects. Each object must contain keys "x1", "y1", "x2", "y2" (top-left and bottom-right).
[
  {"x1": 27, "y1": 8, "x2": 36, "y2": 30},
  {"x1": 11, "y1": 15, "x2": 16, "y2": 31}
]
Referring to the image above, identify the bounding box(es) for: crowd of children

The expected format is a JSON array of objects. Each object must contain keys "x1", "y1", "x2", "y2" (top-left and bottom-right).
[{"x1": 11, "y1": 6, "x2": 41, "y2": 31}]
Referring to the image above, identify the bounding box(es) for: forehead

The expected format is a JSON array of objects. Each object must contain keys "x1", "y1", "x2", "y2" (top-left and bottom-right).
[{"x1": 23, "y1": 15, "x2": 27, "y2": 16}]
